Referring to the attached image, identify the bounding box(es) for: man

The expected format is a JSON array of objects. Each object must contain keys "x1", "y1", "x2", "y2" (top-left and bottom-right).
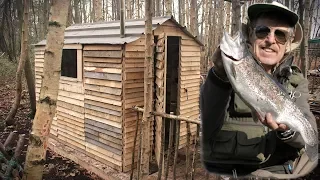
[{"x1": 200, "y1": 2, "x2": 318, "y2": 179}]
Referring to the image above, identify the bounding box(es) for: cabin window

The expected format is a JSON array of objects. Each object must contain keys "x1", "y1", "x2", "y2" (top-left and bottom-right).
[{"x1": 61, "y1": 49, "x2": 77, "y2": 78}]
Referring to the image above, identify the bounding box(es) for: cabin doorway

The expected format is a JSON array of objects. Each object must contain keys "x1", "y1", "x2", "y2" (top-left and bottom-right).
[{"x1": 153, "y1": 34, "x2": 181, "y2": 167}]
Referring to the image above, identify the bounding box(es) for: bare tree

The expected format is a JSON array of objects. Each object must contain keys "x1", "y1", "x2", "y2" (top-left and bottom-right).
[
  {"x1": 299, "y1": 0, "x2": 310, "y2": 77},
  {"x1": 74, "y1": 0, "x2": 81, "y2": 23},
  {"x1": 23, "y1": 1, "x2": 71, "y2": 179},
  {"x1": 5, "y1": 0, "x2": 30, "y2": 126},
  {"x1": 140, "y1": 0, "x2": 153, "y2": 179},
  {"x1": 165, "y1": 0, "x2": 172, "y2": 15},
  {"x1": 156, "y1": 0, "x2": 161, "y2": 16},
  {"x1": 231, "y1": 0, "x2": 241, "y2": 36},
  {"x1": 93, "y1": 0, "x2": 103, "y2": 21},
  {"x1": 225, "y1": 1, "x2": 231, "y2": 34},
  {"x1": 190, "y1": 0, "x2": 197, "y2": 35}
]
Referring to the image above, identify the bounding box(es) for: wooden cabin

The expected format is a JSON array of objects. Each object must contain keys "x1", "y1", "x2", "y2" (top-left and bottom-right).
[{"x1": 34, "y1": 16, "x2": 203, "y2": 172}]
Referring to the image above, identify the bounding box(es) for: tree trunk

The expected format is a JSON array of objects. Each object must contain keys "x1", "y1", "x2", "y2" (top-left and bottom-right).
[
  {"x1": 186, "y1": 0, "x2": 190, "y2": 29},
  {"x1": 155, "y1": 0, "x2": 160, "y2": 16},
  {"x1": 231, "y1": 0, "x2": 241, "y2": 36},
  {"x1": 285, "y1": 0, "x2": 290, "y2": 8},
  {"x1": 218, "y1": 0, "x2": 224, "y2": 42},
  {"x1": 180, "y1": 0, "x2": 185, "y2": 26},
  {"x1": 116, "y1": 0, "x2": 120, "y2": 20},
  {"x1": 299, "y1": 0, "x2": 310, "y2": 77},
  {"x1": 74, "y1": 0, "x2": 81, "y2": 23},
  {"x1": 141, "y1": 0, "x2": 153, "y2": 179},
  {"x1": 23, "y1": 1, "x2": 70, "y2": 179},
  {"x1": 41, "y1": 0, "x2": 49, "y2": 40},
  {"x1": 165, "y1": 0, "x2": 172, "y2": 16},
  {"x1": 82, "y1": 0, "x2": 87, "y2": 23},
  {"x1": 67, "y1": 1, "x2": 73, "y2": 26},
  {"x1": 120, "y1": 0, "x2": 125, "y2": 37},
  {"x1": 24, "y1": 56, "x2": 36, "y2": 119},
  {"x1": 93, "y1": 0, "x2": 103, "y2": 22},
  {"x1": 225, "y1": 1, "x2": 231, "y2": 34},
  {"x1": 190, "y1": 0, "x2": 196, "y2": 35},
  {"x1": 5, "y1": 0, "x2": 30, "y2": 126},
  {"x1": 212, "y1": 0, "x2": 217, "y2": 48}
]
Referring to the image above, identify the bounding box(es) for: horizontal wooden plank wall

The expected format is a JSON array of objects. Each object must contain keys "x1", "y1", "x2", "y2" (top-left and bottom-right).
[
  {"x1": 83, "y1": 45, "x2": 123, "y2": 171},
  {"x1": 154, "y1": 20, "x2": 201, "y2": 149},
  {"x1": 34, "y1": 45, "x2": 86, "y2": 151},
  {"x1": 122, "y1": 38, "x2": 154, "y2": 172}
]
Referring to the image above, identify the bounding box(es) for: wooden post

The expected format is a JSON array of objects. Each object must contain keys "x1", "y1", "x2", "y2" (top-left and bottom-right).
[{"x1": 140, "y1": 0, "x2": 153, "y2": 179}]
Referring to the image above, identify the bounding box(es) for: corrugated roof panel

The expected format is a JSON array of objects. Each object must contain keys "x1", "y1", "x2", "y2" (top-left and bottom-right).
[{"x1": 35, "y1": 16, "x2": 203, "y2": 46}]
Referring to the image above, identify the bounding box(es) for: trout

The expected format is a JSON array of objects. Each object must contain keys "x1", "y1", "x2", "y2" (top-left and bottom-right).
[{"x1": 220, "y1": 31, "x2": 318, "y2": 162}]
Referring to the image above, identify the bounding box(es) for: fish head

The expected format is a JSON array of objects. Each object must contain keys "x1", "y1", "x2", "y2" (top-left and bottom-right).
[{"x1": 220, "y1": 31, "x2": 249, "y2": 61}]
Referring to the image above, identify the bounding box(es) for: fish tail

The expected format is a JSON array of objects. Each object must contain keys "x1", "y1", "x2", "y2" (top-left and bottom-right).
[{"x1": 305, "y1": 144, "x2": 318, "y2": 162}]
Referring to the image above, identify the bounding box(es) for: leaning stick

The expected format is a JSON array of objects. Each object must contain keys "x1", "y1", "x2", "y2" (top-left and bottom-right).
[
  {"x1": 0, "y1": 142, "x2": 9, "y2": 160},
  {"x1": 130, "y1": 112, "x2": 140, "y2": 180},
  {"x1": 191, "y1": 125, "x2": 200, "y2": 180},
  {"x1": 14, "y1": 134, "x2": 25, "y2": 159},
  {"x1": 173, "y1": 120, "x2": 180, "y2": 180},
  {"x1": 132, "y1": 106, "x2": 200, "y2": 125},
  {"x1": 185, "y1": 122, "x2": 191, "y2": 180},
  {"x1": 4, "y1": 131, "x2": 18, "y2": 149},
  {"x1": 157, "y1": 116, "x2": 166, "y2": 180},
  {"x1": 137, "y1": 113, "x2": 143, "y2": 180},
  {"x1": 165, "y1": 113, "x2": 174, "y2": 180}
]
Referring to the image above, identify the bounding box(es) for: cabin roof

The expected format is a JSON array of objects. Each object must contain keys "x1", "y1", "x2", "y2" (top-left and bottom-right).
[{"x1": 36, "y1": 16, "x2": 203, "y2": 46}]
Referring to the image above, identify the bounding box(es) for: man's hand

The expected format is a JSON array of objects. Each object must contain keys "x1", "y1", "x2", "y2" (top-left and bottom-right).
[{"x1": 257, "y1": 112, "x2": 289, "y2": 131}]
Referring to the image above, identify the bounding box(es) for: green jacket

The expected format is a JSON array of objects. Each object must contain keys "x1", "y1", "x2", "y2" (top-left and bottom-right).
[{"x1": 200, "y1": 55, "x2": 318, "y2": 177}]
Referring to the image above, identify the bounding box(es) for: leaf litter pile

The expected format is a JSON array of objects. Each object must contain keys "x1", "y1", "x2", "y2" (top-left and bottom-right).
[{"x1": 0, "y1": 79, "x2": 102, "y2": 180}]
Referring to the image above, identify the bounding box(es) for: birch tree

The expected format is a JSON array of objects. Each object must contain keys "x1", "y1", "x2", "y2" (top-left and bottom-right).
[{"x1": 23, "y1": 1, "x2": 71, "y2": 179}]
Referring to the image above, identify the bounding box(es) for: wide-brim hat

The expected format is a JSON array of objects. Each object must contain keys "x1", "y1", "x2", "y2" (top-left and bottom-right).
[{"x1": 247, "y1": 1, "x2": 303, "y2": 53}]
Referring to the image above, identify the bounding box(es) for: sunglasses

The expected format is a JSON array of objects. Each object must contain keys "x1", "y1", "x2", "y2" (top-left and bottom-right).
[{"x1": 254, "y1": 26, "x2": 290, "y2": 44}]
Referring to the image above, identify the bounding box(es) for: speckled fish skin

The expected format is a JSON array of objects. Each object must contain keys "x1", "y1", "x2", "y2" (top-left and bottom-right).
[{"x1": 220, "y1": 31, "x2": 318, "y2": 162}]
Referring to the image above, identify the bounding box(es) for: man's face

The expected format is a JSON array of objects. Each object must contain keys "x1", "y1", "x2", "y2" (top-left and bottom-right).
[{"x1": 249, "y1": 17, "x2": 291, "y2": 70}]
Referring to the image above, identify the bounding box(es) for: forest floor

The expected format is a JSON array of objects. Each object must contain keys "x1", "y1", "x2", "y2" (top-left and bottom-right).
[{"x1": 0, "y1": 61, "x2": 320, "y2": 179}]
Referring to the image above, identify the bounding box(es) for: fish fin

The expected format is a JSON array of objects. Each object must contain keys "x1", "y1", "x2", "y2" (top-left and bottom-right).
[{"x1": 305, "y1": 144, "x2": 318, "y2": 162}]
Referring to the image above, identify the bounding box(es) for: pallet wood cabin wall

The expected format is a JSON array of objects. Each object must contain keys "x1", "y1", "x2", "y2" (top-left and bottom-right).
[{"x1": 33, "y1": 16, "x2": 203, "y2": 173}]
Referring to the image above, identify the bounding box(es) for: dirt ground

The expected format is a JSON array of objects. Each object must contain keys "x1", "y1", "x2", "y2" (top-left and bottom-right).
[{"x1": 0, "y1": 76, "x2": 320, "y2": 180}]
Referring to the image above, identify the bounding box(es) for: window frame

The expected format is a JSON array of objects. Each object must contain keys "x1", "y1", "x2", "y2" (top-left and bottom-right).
[{"x1": 60, "y1": 44, "x2": 83, "y2": 82}]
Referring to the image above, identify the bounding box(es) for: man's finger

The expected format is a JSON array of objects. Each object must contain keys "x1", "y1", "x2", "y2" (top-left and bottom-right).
[
  {"x1": 266, "y1": 113, "x2": 279, "y2": 130},
  {"x1": 278, "y1": 124, "x2": 288, "y2": 131}
]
